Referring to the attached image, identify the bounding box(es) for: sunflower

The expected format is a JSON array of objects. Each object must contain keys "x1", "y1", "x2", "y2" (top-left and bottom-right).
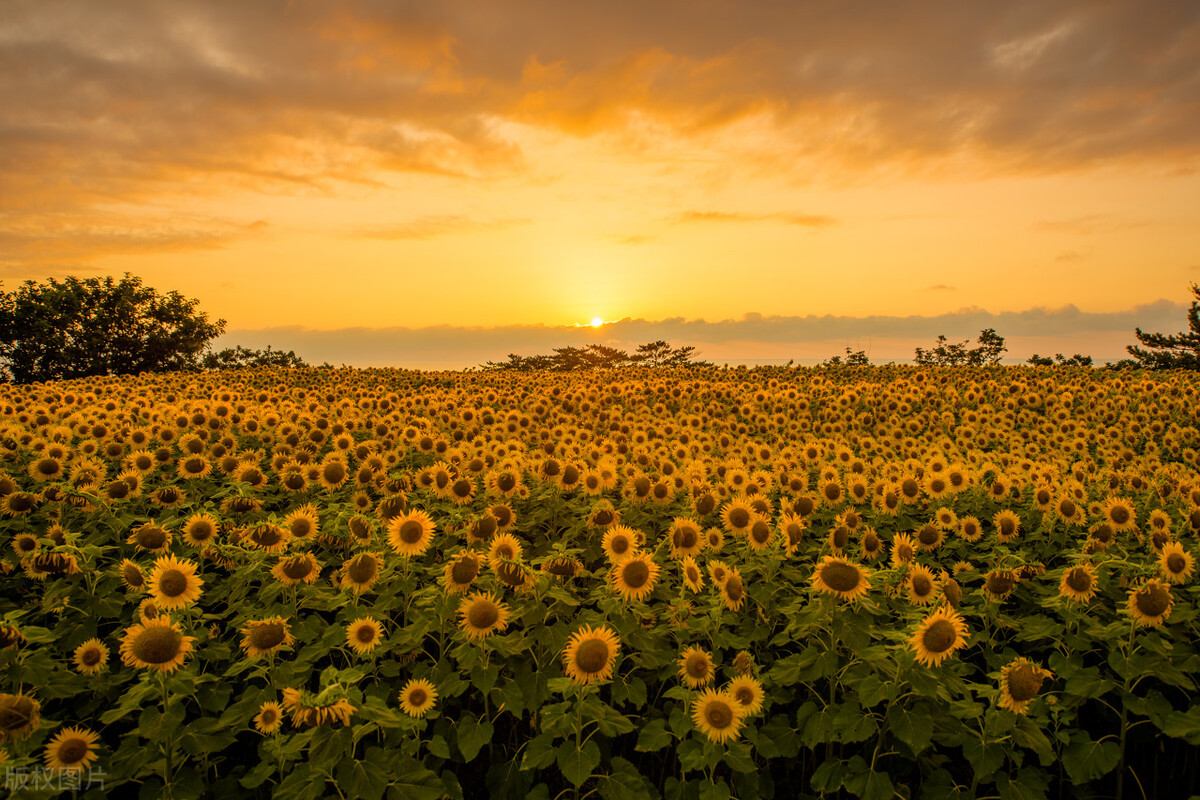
[
  {"x1": 281, "y1": 687, "x2": 357, "y2": 727},
  {"x1": 27, "y1": 456, "x2": 64, "y2": 482},
  {"x1": 176, "y1": 455, "x2": 212, "y2": 480},
  {"x1": 283, "y1": 504, "x2": 320, "y2": 542},
  {"x1": 340, "y1": 551, "x2": 383, "y2": 594},
  {"x1": 720, "y1": 499, "x2": 757, "y2": 537},
  {"x1": 890, "y1": 533, "x2": 916, "y2": 568},
  {"x1": 811, "y1": 556, "x2": 871, "y2": 603},
  {"x1": 726, "y1": 676, "x2": 765, "y2": 715},
  {"x1": 779, "y1": 514, "x2": 807, "y2": 555},
  {"x1": 720, "y1": 567, "x2": 746, "y2": 611},
  {"x1": 1127, "y1": 579, "x2": 1173, "y2": 627},
  {"x1": 240, "y1": 617, "x2": 294, "y2": 659},
  {"x1": 244, "y1": 523, "x2": 290, "y2": 554},
  {"x1": 317, "y1": 458, "x2": 349, "y2": 491},
  {"x1": 120, "y1": 617, "x2": 195, "y2": 673},
  {"x1": 398, "y1": 678, "x2": 438, "y2": 718},
  {"x1": 691, "y1": 689, "x2": 745, "y2": 744},
  {"x1": 0, "y1": 692, "x2": 40, "y2": 743},
  {"x1": 909, "y1": 606, "x2": 970, "y2": 667},
  {"x1": 704, "y1": 527, "x2": 726, "y2": 552},
  {"x1": 127, "y1": 523, "x2": 172, "y2": 554},
  {"x1": 1102, "y1": 497, "x2": 1138, "y2": 532},
  {"x1": 72, "y1": 638, "x2": 109, "y2": 674},
  {"x1": 444, "y1": 552, "x2": 484, "y2": 594},
  {"x1": 387, "y1": 510, "x2": 437, "y2": 557},
  {"x1": 681, "y1": 557, "x2": 705, "y2": 592},
  {"x1": 905, "y1": 564, "x2": 939, "y2": 605},
  {"x1": 42, "y1": 725, "x2": 101, "y2": 773},
  {"x1": 708, "y1": 559, "x2": 731, "y2": 587},
  {"x1": 1053, "y1": 495, "x2": 1085, "y2": 527},
  {"x1": 181, "y1": 512, "x2": 221, "y2": 548},
  {"x1": 562, "y1": 624, "x2": 621, "y2": 685},
  {"x1": 1159, "y1": 541, "x2": 1195, "y2": 584},
  {"x1": 998, "y1": 658, "x2": 1053, "y2": 716},
  {"x1": 668, "y1": 518, "x2": 705, "y2": 558},
  {"x1": 542, "y1": 557, "x2": 583, "y2": 580},
  {"x1": 272, "y1": 552, "x2": 322, "y2": 586},
  {"x1": 146, "y1": 555, "x2": 204, "y2": 611},
  {"x1": 601, "y1": 526, "x2": 639, "y2": 563},
  {"x1": 859, "y1": 527, "x2": 883, "y2": 561},
  {"x1": 457, "y1": 591, "x2": 510, "y2": 641},
  {"x1": 254, "y1": 701, "x2": 284, "y2": 735},
  {"x1": 345, "y1": 617, "x2": 384, "y2": 655},
  {"x1": 677, "y1": 646, "x2": 716, "y2": 688},
  {"x1": 958, "y1": 516, "x2": 983, "y2": 543},
  {"x1": 747, "y1": 517, "x2": 774, "y2": 552},
  {"x1": 611, "y1": 554, "x2": 660, "y2": 602},
  {"x1": 993, "y1": 510, "x2": 1022, "y2": 544},
  {"x1": 11, "y1": 532, "x2": 39, "y2": 558},
  {"x1": 982, "y1": 569, "x2": 1017, "y2": 603},
  {"x1": 586, "y1": 500, "x2": 619, "y2": 529},
  {"x1": 487, "y1": 532, "x2": 523, "y2": 565}
]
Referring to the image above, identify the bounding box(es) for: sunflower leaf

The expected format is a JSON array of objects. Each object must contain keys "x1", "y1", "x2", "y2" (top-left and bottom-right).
[{"x1": 557, "y1": 739, "x2": 600, "y2": 787}]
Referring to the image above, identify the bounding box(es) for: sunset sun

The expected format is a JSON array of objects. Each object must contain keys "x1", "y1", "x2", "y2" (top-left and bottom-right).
[{"x1": 590, "y1": 317, "x2": 604, "y2": 328}]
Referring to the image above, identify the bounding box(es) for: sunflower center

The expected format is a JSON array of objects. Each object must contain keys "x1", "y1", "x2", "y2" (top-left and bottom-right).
[
  {"x1": 36, "y1": 458, "x2": 59, "y2": 476},
  {"x1": 1110, "y1": 505, "x2": 1130, "y2": 524},
  {"x1": 986, "y1": 573, "x2": 1015, "y2": 596},
  {"x1": 820, "y1": 563, "x2": 861, "y2": 593},
  {"x1": 575, "y1": 639, "x2": 610, "y2": 674},
  {"x1": 911, "y1": 574, "x2": 932, "y2": 597},
  {"x1": 452, "y1": 479, "x2": 472, "y2": 497},
  {"x1": 498, "y1": 474, "x2": 516, "y2": 491},
  {"x1": 355, "y1": 625, "x2": 376, "y2": 644},
  {"x1": 901, "y1": 479, "x2": 920, "y2": 498},
  {"x1": 686, "y1": 653, "x2": 709, "y2": 678},
  {"x1": 823, "y1": 484, "x2": 840, "y2": 501},
  {"x1": 622, "y1": 560, "x2": 650, "y2": 589},
  {"x1": 158, "y1": 569, "x2": 188, "y2": 597},
  {"x1": 408, "y1": 688, "x2": 428, "y2": 706},
  {"x1": 704, "y1": 700, "x2": 734, "y2": 729},
  {"x1": 137, "y1": 528, "x2": 166, "y2": 549},
  {"x1": 123, "y1": 565, "x2": 145, "y2": 586},
  {"x1": 1135, "y1": 585, "x2": 1171, "y2": 617},
  {"x1": 289, "y1": 519, "x2": 312, "y2": 538},
  {"x1": 1060, "y1": 500, "x2": 1077, "y2": 517},
  {"x1": 918, "y1": 526, "x2": 939, "y2": 546},
  {"x1": 282, "y1": 558, "x2": 314, "y2": 579},
  {"x1": 728, "y1": 508, "x2": 750, "y2": 529},
  {"x1": 1167, "y1": 554, "x2": 1186, "y2": 574},
  {"x1": 734, "y1": 686, "x2": 754, "y2": 705},
  {"x1": 132, "y1": 626, "x2": 183, "y2": 664},
  {"x1": 686, "y1": 565, "x2": 700, "y2": 583},
  {"x1": 674, "y1": 527, "x2": 698, "y2": 550},
  {"x1": 751, "y1": 521, "x2": 771, "y2": 544},
  {"x1": 324, "y1": 463, "x2": 346, "y2": 483},
  {"x1": 725, "y1": 575, "x2": 744, "y2": 602},
  {"x1": 831, "y1": 527, "x2": 850, "y2": 549},
  {"x1": 696, "y1": 495, "x2": 716, "y2": 515},
  {"x1": 81, "y1": 647, "x2": 101, "y2": 665},
  {"x1": 250, "y1": 623, "x2": 287, "y2": 650},
  {"x1": 633, "y1": 477, "x2": 651, "y2": 496},
  {"x1": 189, "y1": 522, "x2": 214, "y2": 541},
  {"x1": 468, "y1": 601, "x2": 499, "y2": 629},
  {"x1": 56, "y1": 737, "x2": 88, "y2": 765},
  {"x1": 611, "y1": 536, "x2": 630, "y2": 555},
  {"x1": 999, "y1": 519, "x2": 1015, "y2": 536},
  {"x1": 347, "y1": 557, "x2": 378, "y2": 583},
  {"x1": 594, "y1": 509, "x2": 614, "y2": 526},
  {"x1": 922, "y1": 619, "x2": 957, "y2": 654},
  {"x1": 1007, "y1": 664, "x2": 1045, "y2": 702},
  {"x1": 451, "y1": 558, "x2": 480, "y2": 584},
  {"x1": 399, "y1": 520, "x2": 424, "y2": 544}
]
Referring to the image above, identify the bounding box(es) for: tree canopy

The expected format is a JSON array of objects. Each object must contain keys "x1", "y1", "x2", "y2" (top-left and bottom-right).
[
  {"x1": 482, "y1": 340, "x2": 710, "y2": 371},
  {"x1": 914, "y1": 328, "x2": 1007, "y2": 366},
  {"x1": 0, "y1": 274, "x2": 226, "y2": 383},
  {"x1": 1126, "y1": 283, "x2": 1200, "y2": 369},
  {"x1": 201, "y1": 345, "x2": 309, "y2": 370}
]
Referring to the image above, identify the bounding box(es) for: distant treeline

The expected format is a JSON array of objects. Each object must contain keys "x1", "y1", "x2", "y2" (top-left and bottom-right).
[{"x1": 481, "y1": 341, "x2": 711, "y2": 372}]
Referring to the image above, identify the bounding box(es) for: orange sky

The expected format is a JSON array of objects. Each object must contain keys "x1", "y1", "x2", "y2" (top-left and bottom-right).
[{"x1": 2, "y1": 1, "x2": 1199, "y2": 364}]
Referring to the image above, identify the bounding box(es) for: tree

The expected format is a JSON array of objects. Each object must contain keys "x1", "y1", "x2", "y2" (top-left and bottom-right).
[
  {"x1": 823, "y1": 347, "x2": 869, "y2": 366},
  {"x1": 0, "y1": 274, "x2": 225, "y2": 383},
  {"x1": 481, "y1": 341, "x2": 709, "y2": 371},
  {"x1": 201, "y1": 345, "x2": 308, "y2": 370},
  {"x1": 1027, "y1": 353, "x2": 1093, "y2": 367},
  {"x1": 1127, "y1": 283, "x2": 1200, "y2": 369},
  {"x1": 915, "y1": 329, "x2": 1007, "y2": 366},
  {"x1": 630, "y1": 340, "x2": 711, "y2": 368}
]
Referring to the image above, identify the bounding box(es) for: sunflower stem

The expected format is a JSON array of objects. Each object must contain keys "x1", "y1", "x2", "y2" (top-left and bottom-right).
[{"x1": 159, "y1": 671, "x2": 175, "y2": 799}]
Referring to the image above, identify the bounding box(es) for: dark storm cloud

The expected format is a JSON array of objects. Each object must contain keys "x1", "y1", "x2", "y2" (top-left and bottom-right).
[{"x1": 218, "y1": 299, "x2": 1186, "y2": 368}]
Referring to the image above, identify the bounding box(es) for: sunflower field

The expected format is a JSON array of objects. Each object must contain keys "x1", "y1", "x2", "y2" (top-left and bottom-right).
[{"x1": 1, "y1": 365, "x2": 1199, "y2": 799}]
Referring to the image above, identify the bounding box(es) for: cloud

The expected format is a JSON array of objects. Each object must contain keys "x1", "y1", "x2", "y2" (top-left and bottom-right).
[
  {"x1": 671, "y1": 211, "x2": 838, "y2": 228},
  {"x1": 349, "y1": 215, "x2": 530, "y2": 240},
  {"x1": 218, "y1": 299, "x2": 1187, "y2": 368}
]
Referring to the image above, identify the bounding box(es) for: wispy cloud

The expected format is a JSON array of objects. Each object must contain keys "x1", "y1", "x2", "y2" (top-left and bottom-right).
[{"x1": 349, "y1": 215, "x2": 530, "y2": 240}]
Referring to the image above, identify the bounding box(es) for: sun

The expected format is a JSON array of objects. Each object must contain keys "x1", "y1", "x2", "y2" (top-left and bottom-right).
[{"x1": 590, "y1": 317, "x2": 604, "y2": 328}]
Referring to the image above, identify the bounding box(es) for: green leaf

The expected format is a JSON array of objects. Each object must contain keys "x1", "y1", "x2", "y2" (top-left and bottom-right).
[
  {"x1": 600, "y1": 757, "x2": 660, "y2": 800},
  {"x1": 1161, "y1": 706, "x2": 1200, "y2": 745},
  {"x1": 636, "y1": 718, "x2": 674, "y2": 752},
  {"x1": 456, "y1": 714, "x2": 493, "y2": 763},
  {"x1": 887, "y1": 703, "x2": 933, "y2": 755},
  {"x1": 428, "y1": 734, "x2": 451, "y2": 760},
  {"x1": 962, "y1": 738, "x2": 1005, "y2": 783},
  {"x1": 862, "y1": 771, "x2": 896, "y2": 800},
  {"x1": 855, "y1": 674, "x2": 896, "y2": 708},
  {"x1": 521, "y1": 733, "x2": 557, "y2": 771},
  {"x1": 557, "y1": 739, "x2": 600, "y2": 788},
  {"x1": 1061, "y1": 733, "x2": 1120, "y2": 784},
  {"x1": 392, "y1": 756, "x2": 446, "y2": 800}
]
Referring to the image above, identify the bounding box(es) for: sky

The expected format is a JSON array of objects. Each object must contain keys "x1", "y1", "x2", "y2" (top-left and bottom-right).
[{"x1": 2, "y1": 0, "x2": 1199, "y2": 367}]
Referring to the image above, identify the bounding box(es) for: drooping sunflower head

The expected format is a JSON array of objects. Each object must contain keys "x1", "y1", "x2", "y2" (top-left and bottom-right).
[
  {"x1": 444, "y1": 552, "x2": 484, "y2": 594},
  {"x1": 340, "y1": 551, "x2": 383, "y2": 594},
  {"x1": 982, "y1": 569, "x2": 1017, "y2": 603},
  {"x1": 1127, "y1": 579, "x2": 1173, "y2": 627},
  {"x1": 127, "y1": 523, "x2": 172, "y2": 554},
  {"x1": 272, "y1": 552, "x2": 322, "y2": 586},
  {"x1": 0, "y1": 692, "x2": 40, "y2": 743},
  {"x1": 562, "y1": 624, "x2": 621, "y2": 685},
  {"x1": 1059, "y1": 563, "x2": 1098, "y2": 603},
  {"x1": 998, "y1": 658, "x2": 1053, "y2": 715}
]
